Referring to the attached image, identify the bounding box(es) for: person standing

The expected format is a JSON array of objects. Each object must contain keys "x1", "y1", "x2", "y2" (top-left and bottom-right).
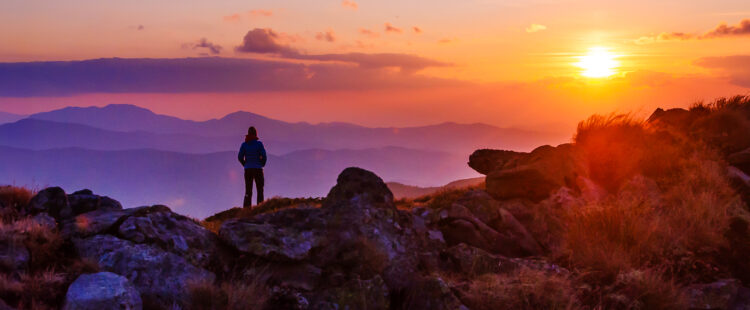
[{"x1": 238, "y1": 126, "x2": 267, "y2": 207}]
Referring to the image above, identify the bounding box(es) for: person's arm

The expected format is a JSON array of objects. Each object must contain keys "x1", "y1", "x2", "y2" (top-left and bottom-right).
[
  {"x1": 238, "y1": 144, "x2": 246, "y2": 166},
  {"x1": 260, "y1": 142, "x2": 267, "y2": 167}
]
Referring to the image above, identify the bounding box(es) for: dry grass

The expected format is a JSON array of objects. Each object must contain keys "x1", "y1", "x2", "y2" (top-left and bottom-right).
[
  {"x1": 186, "y1": 277, "x2": 269, "y2": 310},
  {"x1": 462, "y1": 268, "x2": 579, "y2": 310},
  {"x1": 594, "y1": 269, "x2": 688, "y2": 310},
  {"x1": 202, "y1": 197, "x2": 323, "y2": 231},
  {"x1": 0, "y1": 270, "x2": 67, "y2": 309},
  {"x1": 0, "y1": 186, "x2": 34, "y2": 223}
]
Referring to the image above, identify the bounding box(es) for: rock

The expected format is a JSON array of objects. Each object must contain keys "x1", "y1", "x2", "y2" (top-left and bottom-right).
[
  {"x1": 440, "y1": 243, "x2": 509, "y2": 275},
  {"x1": 116, "y1": 205, "x2": 220, "y2": 269},
  {"x1": 62, "y1": 208, "x2": 135, "y2": 238},
  {"x1": 265, "y1": 287, "x2": 310, "y2": 310},
  {"x1": 73, "y1": 234, "x2": 215, "y2": 307},
  {"x1": 484, "y1": 144, "x2": 583, "y2": 202},
  {"x1": 27, "y1": 187, "x2": 69, "y2": 218},
  {"x1": 687, "y1": 279, "x2": 741, "y2": 310},
  {"x1": 647, "y1": 108, "x2": 694, "y2": 128},
  {"x1": 0, "y1": 240, "x2": 29, "y2": 273},
  {"x1": 438, "y1": 202, "x2": 541, "y2": 257},
  {"x1": 324, "y1": 167, "x2": 395, "y2": 209},
  {"x1": 67, "y1": 190, "x2": 122, "y2": 217},
  {"x1": 220, "y1": 167, "x2": 425, "y2": 294},
  {"x1": 729, "y1": 148, "x2": 750, "y2": 175},
  {"x1": 728, "y1": 166, "x2": 750, "y2": 207},
  {"x1": 468, "y1": 149, "x2": 524, "y2": 175},
  {"x1": 63, "y1": 272, "x2": 142, "y2": 310},
  {"x1": 219, "y1": 208, "x2": 324, "y2": 262}
]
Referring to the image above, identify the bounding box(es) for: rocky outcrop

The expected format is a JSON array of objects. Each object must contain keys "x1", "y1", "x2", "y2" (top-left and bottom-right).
[
  {"x1": 73, "y1": 234, "x2": 214, "y2": 307},
  {"x1": 470, "y1": 144, "x2": 583, "y2": 202},
  {"x1": 687, "y1": 279, "x2": 750, "y2": 310},
  {"x1": 27, "y1": 187, "x2": 69, "y2": 218},
  {"x1": 63, "y1": 272, "x2": 142, "y2": 310}
]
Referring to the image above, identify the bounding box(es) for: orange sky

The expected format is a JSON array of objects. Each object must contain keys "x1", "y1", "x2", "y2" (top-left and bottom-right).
[{"x1": 1, "y1": 0, "x2": 749, "y2": 134}]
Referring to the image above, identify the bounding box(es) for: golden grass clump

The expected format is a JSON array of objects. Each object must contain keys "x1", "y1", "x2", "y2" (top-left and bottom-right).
[{"x1": 463, "y1": 268, "x2": 579, "y2": 310}]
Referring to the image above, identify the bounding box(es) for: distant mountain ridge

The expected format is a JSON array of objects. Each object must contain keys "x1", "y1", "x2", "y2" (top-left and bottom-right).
[
  {"x1": 0, "y1": 111, "x2": 25, "y2": 124},
  {"x1": 26, "y1": 104, "x2": 561, "y2": 153}
]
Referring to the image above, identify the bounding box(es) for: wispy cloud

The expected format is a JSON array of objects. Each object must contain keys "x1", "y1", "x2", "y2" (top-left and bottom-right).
[
  {"x1": 413, "y1": 26, "x2": 422, "y2": 34},
  {"x1": 182, "y1": 38, "x2": 223, "y2": 55},
  {"x1": 249, "y1": 9, "x2": 273, "y2": 17},
  {"x1": 342, "y1": 0, "x2": 358, "y2": 10},
  {"x1": 315, "y1": 30, "x2": 336, "y2": 42},
  {"x1": 525, "y1": 24, "x2": 547, "y2": 33},
  {"x1": 635, "y1": 18, "x2": 750, "y2": 44},
  {"x1": 695, "y1": 55, "x2": 750, "y2": 87},
  {"x1": 385, "y1": 23, "x2": 402, "y2": 33},
  {"x1": 359, "y1": 28, "x2": 379, "y2": 37},
  {"x1": 223, "y1": 14, "x2": 241, "y2": 22}
]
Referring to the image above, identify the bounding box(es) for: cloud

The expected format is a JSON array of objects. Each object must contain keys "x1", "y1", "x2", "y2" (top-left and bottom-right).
[
  {"x1": 437, "y1": 38, "x2": 453, "y2": 44},
  {"x1": 249, "y1": 9, "x2": 273, "y2": 17},
  {"x1": 702, "y1": 19, "x2": 750, "y2": 38},
  {"x1": 384, "y1": 23, "x2": 402, "y2": 33},
  {"x1": 137, "y1": 25, "x2": 144, "y2": 31},
  {"x1": 525, "y1": 24, "x2": 546, "y2": 33},
  {"x1": 695, "y1": 55, "x2": 750, "y2": 87},
  {"x1": 359, "y1": 28, "x2": 379, "y2": 37},
  {"x1": 315, "y1": 30, "x2": 336, "y2": 42},
  {"x1": 342, "y1": 0, "x2": 358, "y2": 10},
  {"x1": 0, "y1": 57, "x2": 461, "y2": 97},
  {"x1": 235, "y1": 28, "x2": 297, "y2": 54},
  {"x1": 223, "y1": 14, "x2": 241, "y2": 22},
  {"x1": 182, "y1": 38, "x2": 223, "y2": 55},
  {"x1": 635, "y1": 19, "x2": 750, "y2": 44},
  {"x1": 234, "y1": 28, "x2": 450, "y2": 73},
  {"x1": 413, "y1": 26, "x2": 422, "y2": 34}
]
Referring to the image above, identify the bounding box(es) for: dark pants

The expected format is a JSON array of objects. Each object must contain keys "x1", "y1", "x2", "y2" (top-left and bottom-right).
[{"x1": 243, "y1": 168, "x2": 264, "y2": 207}]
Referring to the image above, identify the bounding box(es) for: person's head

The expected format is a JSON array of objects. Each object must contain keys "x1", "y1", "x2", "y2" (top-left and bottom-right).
[{"x1": 246, "y1": 126, "x2": 258, "y2": 141}]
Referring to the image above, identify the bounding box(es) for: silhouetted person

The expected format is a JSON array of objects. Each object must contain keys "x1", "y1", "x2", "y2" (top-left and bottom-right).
[{"x1": 238, "y1": 126, "x2": 267, "y2": 207}]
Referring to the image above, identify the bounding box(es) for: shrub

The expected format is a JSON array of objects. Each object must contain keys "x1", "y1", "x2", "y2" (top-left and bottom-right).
[
  {"x1": 463, "y1": 268, "x2": 579, "y2": 310},
  {"x1": 187, "y1": 278, "x2": 269, "y2": 310},
  {"x1": 0, "y1": 186, "x2": 34, "y2": 223},
  {"x1": 596, "y1": 269, "x2": 688, "y2": 310}
]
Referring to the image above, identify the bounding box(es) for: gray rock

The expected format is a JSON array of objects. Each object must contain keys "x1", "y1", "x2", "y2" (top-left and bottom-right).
[
  {"x1": 61, "y1": 208, "x2": 135, "y2": 238},
  {"x1": 116, "y1": 205, "x2": 220, "y2": 268},
  {"x1": 67, "y1": 190, "x2": 122, "y2": 217},
  {"x1": 63, "y1": 272, "x2": 142, "y2": 310},
  {"x1": 31, "y1": 212, "x2": 57, "y2": 230},
  {"x1": 28, "y1": 187, "x2": 69, "y2": 218},
  {"x1": 73, "y1": 235, "x2": 214, "y2": 307},
  {"x1": 687, "y1": 279, "x2": 741, "y2": 310}
]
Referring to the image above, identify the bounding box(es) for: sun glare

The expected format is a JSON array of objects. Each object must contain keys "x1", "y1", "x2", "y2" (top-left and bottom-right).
[{"x1": 575, "y1": 47, "x2": 620, "y2": 78}]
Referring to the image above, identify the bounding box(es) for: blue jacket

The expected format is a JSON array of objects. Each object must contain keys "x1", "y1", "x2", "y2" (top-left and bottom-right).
[{"x1": 238, "y1": 140, "x2": 267, "y2": 169}]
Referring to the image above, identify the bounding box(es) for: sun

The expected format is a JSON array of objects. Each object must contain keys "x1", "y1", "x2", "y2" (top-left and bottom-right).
[{"x1": 575, "y1": 47, "x2": 620, "y2": 78}]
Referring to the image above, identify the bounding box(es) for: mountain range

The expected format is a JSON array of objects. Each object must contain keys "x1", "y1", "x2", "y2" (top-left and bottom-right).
[{"x1": 0, "y1": 104, "x2": 566, "y2": 217}]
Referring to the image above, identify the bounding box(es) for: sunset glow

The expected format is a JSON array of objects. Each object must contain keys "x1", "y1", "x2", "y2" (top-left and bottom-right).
[{"x1": 575, "y1": 47, "x2": 620, "y2": 78}]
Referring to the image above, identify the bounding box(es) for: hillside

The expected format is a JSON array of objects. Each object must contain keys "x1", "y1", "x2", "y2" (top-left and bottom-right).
[
  {"x1": 0, "y1": 96, "x2": 749, "y2": 310},
  {"x1": 387, "y1": 177, "x2": 485, "y2": 199}
]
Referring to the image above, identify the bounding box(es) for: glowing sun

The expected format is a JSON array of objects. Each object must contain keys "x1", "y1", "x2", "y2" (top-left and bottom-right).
[{"x1": 575, "y1": 47, "x2": 620, "y2": 78}]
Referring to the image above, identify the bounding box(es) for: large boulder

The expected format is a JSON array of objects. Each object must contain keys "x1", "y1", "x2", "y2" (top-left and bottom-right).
[
  {"x1": 116, "y1": 205, "x2": 221, "y2": 269},
  {"x1": 474, "y1": 144, "x2": 584, "y2": 202},
  {"x1": 73, "y1": 234, "x2": 214, "y2": 307},
  {"x1": 468, "y1": 149, "x2": 524, "y2": 175},
  {"x1": 67, "y1": 189, "x2": 122, "y2": 217},
  {"x1": 219, "y1": 167, "x2": 429, "y2": 296},
  {"x1": 27, "y1": 187, "x2": 69, "y2": 218},
  {"x1": 63, "y1": 272, "x2": 142, "y2": 310},
  {"x1": 61, "y1": 209, "x2": 135, "y2": 238}
]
